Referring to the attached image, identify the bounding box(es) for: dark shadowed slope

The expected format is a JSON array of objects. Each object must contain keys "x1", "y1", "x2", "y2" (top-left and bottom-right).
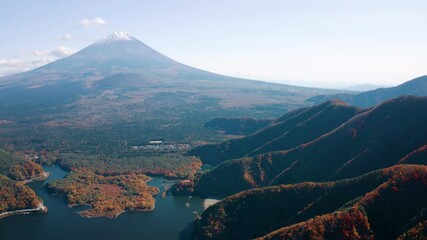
[
  {"x1": 398, "y1": 221, "x2": 427, "y2": 240},
  {"x1": 398, "y1": 144, "x2": 427, "y2": 165},
  {"x1": 308, "y1": 75, "x2": 427, "y2": 107},
  {"x1": 188, "y1": 106, "x2": 308, "y2": 165},
  {"x1": 193, "y1": 96, "x2": 427, "y2": 197},
  {"x1": 249, "y1": 100, "x2": 363, "y2": 156},
  {"x1": 195, "y1": 165, "x2": 427, "y2": 240},
  {"x1": 189, "y1": 100, "x2": 362, "y2": 165}
]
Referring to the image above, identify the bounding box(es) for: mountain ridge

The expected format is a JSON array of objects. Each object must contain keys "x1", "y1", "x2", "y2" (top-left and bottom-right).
[
  {"x1": 195, "y1": 165, "x2": 427, "y2": 240},
  {"x1": 188, "y1": 99, "x2": 363, "y2": 165},
  {"x1": 190, "y1": 96, "x2": 427, "y2": 197},
  {"x1": 308, "y1": 75, "x2": 427, "y2": 107}
]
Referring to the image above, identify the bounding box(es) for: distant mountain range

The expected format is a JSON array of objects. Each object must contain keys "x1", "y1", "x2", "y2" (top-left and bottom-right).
[
  {"x1": 342, "y1": 83, "x2": 386, "y2": 92},
  {"x1": 308, "y1": 76, "x2": 427, "y2": 107}
]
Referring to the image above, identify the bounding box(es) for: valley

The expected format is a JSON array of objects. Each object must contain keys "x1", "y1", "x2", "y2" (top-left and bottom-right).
[
  {"x1": 1, "y1": 33, "x2": 331, "y2": 223},
  {"x1": 0, "y1": 31, "x2": 426, "y2": 240},
  {"x1": 0, "y1": 34, "x2": 340, "y2": 198}
]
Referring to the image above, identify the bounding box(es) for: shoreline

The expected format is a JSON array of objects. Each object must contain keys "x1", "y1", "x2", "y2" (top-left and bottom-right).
[
  {"x1": 0, "y1": 203, "x2": 48, "y2": 219},
  {"x1": 0, "y1": 172, "x2": 50, "y2": 219},
  {"x1": 77, "y1": 205, "x2": 156, "y2": 219},
  {"x1": 57, "y1": 174, "x2": 160, "y2": 219}
]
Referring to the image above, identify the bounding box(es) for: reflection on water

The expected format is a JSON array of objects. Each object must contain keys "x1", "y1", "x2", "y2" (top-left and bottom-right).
[{"x1": 0, "y1": 165, "x2": 209, "y2": 240}]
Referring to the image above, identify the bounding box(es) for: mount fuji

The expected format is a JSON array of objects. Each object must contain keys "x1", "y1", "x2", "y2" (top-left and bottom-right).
[
  {"x1": 1, "y1": 32, "x2": 223, "y2": 87},
  {"x1": 0, "y1": 32, "x2": 340, "y2": 150}
]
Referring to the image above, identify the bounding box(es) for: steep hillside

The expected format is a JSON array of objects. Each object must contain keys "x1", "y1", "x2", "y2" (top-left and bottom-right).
[
  {"x1": 398, "y1": 220, "x2": 427, "y2": 240},
  {"x1": 188, "y1": 106, "x2": 308, "y2": 165},
  {"x1": 308, "y1": 75, "x2": 427, "y2": 107},
  {"x1": 189, "y1": 100, "x2": 361, "y2": 165},
  {"x1": 259, "y1": 209, "x2": 372, "y2": 240},
  {"x1": 195, "y1": 165, "x2": 427, "y2": 240},
  {"x1": 193, "y1": 96, "x2": 427, "y2": 197},
  {"x1": 0, "y1": 149, "x2": 45, "y2": 181},
  {"x1": 203, "y1": 117, "x2": 274, "y2": 135},
  {"x1": 398, "y1": 144, "x2": 427, "y2": 165},
  {"x1": 249, "y1": 100, "x2": 363, "y2": 156},
  {"x1": 0, "y1": 175, "x2": 43, "y2": 215}
]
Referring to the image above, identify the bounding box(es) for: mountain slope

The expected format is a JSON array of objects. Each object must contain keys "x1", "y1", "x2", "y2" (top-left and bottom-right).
[
  {"x1": 398, "y1": 144, "x2": 427, "y2": 165},
  {"x1": 193, "y1": 96, "x2": 427, "y2": 197},
  {"x1": 0, "y1": 32, "x2": 341, "y2": 157},
  {"x1": 189, "y1": 100, "x2": 362, "y2": 165},
  {"x1": 0, "y1": 174, "x2": 44, "y2": 215},
  {"x1": 249, "y1": 100, "x2": 363, "y2": 156},
  {"x1": 195, "y1": 165, "x2": 427, "y2": 240},
  {"x1": 0, "y1": 149, "x2": 45, "y2": 181},
  {"x1": 308, "y1": 75, "x2": 427, "y2": 107},
  {"x1": 0, "y1": 32, "x2": 209, "y2": 87}
]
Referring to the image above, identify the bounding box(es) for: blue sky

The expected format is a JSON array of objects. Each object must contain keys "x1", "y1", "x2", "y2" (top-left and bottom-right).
[{"x1": 0, "y1": 0, "x2": 426, "y2": 88}]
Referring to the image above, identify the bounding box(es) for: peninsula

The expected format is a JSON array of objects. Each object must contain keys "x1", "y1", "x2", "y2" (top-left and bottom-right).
[
  {"x1": 46, "y1": 169, "x2": 159, "y2": 218},
  {"x1": 0, "y1": 174, "x2": 48, "y2": 219}
]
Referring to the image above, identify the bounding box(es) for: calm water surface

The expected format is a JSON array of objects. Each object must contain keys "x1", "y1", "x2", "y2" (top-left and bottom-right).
[{"x1": 0, "y1": 165, "x2": 207, "y2": 240}]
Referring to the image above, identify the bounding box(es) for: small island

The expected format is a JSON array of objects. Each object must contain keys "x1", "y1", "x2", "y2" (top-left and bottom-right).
[{"x1": 46, "y1": 169, "x2": 159, "y2": 218}]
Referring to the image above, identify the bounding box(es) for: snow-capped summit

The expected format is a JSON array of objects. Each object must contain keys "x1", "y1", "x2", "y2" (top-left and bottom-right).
[
  {"x1": 23, "y1": 31, "x2": 192, "y2": 74},
  {"x1": 95, "y1": 32, "x2": 138, "y2": 45}
]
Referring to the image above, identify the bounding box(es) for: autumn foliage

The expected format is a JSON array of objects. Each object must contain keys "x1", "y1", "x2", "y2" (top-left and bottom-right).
[
  {"x1": 8, "y1": 161, "x2": 45, "y2": 181},
  {"x1": 0, "y1": 175, "x2": 41, "y2": 213},
  {"x1": 193, "y1": 96, "x2": 427, "y2": 197},
  {"x1": 46, "y1": 169, "x2": 159, "y2": 218},
  {"x1": 195, "y1": 165, "x2": 427, "y2": 240},
  {"x1": 0, "y1": 149, "x2": 45, "y2": 181},
  {"x1": 189, "y1": 100, "x2": 361, "y2": 165}
]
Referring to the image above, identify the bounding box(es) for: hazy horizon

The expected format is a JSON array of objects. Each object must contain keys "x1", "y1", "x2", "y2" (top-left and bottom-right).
[{"x1": 1, "y1": 0, "x2": 426, "y2": 88}]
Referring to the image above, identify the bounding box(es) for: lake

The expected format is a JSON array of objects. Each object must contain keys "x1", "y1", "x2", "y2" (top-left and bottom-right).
[{"x1": 0, "y1": 165, "x2": 209, "y2": 240}]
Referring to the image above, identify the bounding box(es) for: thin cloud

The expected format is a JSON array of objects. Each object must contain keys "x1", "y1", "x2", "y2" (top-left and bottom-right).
[
  {"x1": 50, "y1": 46, "x2": 76, "y2": 58},
  {"x1": 78, "y1": 17, "x2": 107, "y2": 28},
  {"x1": 33, "y1": 46, "x2": 77, "y2": 58},
  {"x1": 0, "y1": 59, "x2": 25, "y2": 67},
  {"x1": 0, "y1": 47, "x2": 77, "y2": 76},
  {"x1": 57, "y1": 34, "x2": 73, "y2": 41},
  {"x1": 0, "y1": 58, "x2": 52, "y2": 76}
]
